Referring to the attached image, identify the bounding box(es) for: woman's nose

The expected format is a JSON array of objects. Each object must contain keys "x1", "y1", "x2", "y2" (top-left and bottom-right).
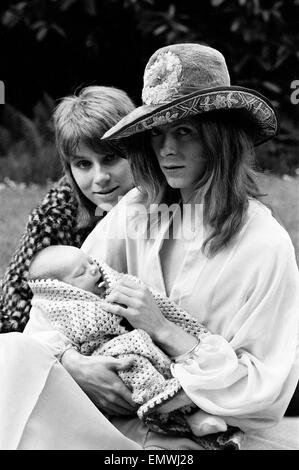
[
  {"x1": 159, "y1": 133, "x2": 177, "y2": 157},
  {"x1": 93, "y1": 165, "x2": 111, "y2": 185}
]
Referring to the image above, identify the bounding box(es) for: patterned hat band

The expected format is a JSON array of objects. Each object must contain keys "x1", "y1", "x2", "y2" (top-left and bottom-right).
[{"x1": 102, "y1": 43, "x2": 278, "y2": 145}]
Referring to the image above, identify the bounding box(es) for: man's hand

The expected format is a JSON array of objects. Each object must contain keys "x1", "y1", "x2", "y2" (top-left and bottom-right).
[
  {"x1": 62, "y1": 349, "x2": 138, "y2": 416},
  {"x1": 104, "y1": 277, "x2": 168, "y2": 340}
]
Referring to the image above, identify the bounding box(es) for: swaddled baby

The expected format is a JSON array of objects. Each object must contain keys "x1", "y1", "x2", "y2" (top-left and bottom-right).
[{"x1": 28, "y1": 245, "x2": 241, "y2": 450}]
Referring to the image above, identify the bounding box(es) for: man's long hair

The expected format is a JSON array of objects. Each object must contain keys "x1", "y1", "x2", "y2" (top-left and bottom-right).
[{"x1": 127, "y1": 110, "x2": 263, "y2": 256}]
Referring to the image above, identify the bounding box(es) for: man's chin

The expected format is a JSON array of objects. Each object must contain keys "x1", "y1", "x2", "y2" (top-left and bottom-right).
[{"x1": 166, "y1": 179, "x2": 186, "y2": 189}]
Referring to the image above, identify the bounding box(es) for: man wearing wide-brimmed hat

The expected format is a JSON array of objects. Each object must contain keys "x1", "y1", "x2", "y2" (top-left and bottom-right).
[{"x1": 88, "y1": 43, "x2": 297, "y2": 450}]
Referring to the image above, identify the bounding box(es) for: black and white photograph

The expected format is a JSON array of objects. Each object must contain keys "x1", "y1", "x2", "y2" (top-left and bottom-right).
[{"x1": 0, "y1": 0, "x2": 298, "y2": 453}]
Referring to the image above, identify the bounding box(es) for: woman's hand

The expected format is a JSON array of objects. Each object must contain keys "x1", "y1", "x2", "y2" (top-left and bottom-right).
[
  {"x1": 61, "y1": 348, "x2": 138, "y2": 416},
  {"x1": 104, "y1": 277, "x2": 168, "y2": 340}
]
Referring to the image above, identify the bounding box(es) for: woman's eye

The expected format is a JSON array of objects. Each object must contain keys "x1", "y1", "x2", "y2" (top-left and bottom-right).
[
  {"x1": 104, "y1": 154, "x2": 118, "y2": 164},
  {"x1": 74, "y1": 160, "x2": 91, "y2": 169}
]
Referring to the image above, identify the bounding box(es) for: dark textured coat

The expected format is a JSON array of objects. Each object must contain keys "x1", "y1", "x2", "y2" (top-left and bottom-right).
[{"x1": 0, "y1": 178, "x2": 95, "y2": 333}]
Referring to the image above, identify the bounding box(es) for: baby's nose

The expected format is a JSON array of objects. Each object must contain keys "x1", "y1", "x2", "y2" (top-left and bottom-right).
[{"x1": 90, "y1": 265, "x2": 99, "y2": 276}]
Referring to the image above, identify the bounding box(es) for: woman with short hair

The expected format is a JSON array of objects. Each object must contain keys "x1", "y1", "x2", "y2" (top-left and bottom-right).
[{"x1": 0, "y1": 85, "x2": 135, "y2": 332}]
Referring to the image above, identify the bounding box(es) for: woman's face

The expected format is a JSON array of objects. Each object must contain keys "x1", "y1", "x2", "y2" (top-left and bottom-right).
[
  {"x1": 70, "y1": 141, "x2": 134, "y2": 210},
  {"x1": 149, "y1": 118, "x2": 206, "y2": 200}
]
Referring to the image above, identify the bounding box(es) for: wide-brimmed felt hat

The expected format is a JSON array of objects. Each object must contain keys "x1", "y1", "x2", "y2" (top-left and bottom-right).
[{"x1": 102, "y1": 43, "x2": 278, "y2": 146}]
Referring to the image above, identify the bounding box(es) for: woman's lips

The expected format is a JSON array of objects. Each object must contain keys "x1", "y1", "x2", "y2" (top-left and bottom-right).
[
  {"x1": 94, "y1": 186, "x2": 119, "y2": 195},
  {"x1": 93, "y1": 186, "x2": 119, "y2": 199},
  {"x1": 162, "y1": 166, "x2": 184, "y2": 174}
]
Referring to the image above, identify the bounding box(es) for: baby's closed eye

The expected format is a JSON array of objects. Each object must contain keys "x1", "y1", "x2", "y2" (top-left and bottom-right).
[{"x1": 75, "y1": 267, "x2": 86, "y2": 277}]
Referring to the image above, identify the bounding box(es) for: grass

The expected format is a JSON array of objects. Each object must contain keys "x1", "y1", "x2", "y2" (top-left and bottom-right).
[
  {"x1": 257, "y1": 172, "x2": 299, "y2": 260},
  {"x1": 0, "y1": 184, "x2": 50, "y2": 278},
  {"x1": 0, "y1": 173, "x2": 298, "y2": 280}
]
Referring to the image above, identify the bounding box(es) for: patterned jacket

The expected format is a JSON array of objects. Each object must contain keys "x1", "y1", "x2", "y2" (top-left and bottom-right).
[{"x1": 0, "y1": 178, "x2": 96, "y2": 333}]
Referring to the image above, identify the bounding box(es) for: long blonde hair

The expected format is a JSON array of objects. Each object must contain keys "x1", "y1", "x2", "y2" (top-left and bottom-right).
[{"x1": 128, "y1": 110, "x2": 263, "y2": 256}]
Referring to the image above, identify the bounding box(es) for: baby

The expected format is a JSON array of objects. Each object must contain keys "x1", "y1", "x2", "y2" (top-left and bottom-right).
[
  {"x1": 28, "y1": 245, "x2": 241, "y2": 450},
  {"x1": 29, "y1": 245, "x2": 106, "y2": 296}
]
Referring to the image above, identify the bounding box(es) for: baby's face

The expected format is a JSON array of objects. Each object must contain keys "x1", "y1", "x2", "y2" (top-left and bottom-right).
[{"x1": 57, "y1": 248, "x2": 105, "y2": 296}]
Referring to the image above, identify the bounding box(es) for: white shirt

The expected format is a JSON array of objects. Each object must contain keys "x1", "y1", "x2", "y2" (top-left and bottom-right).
[{"x1": 80, "y1": 188, "x2": 299, "y2": 432}]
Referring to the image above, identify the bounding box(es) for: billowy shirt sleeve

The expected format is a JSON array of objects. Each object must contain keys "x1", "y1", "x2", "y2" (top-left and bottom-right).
[
  {"x1": 23, "y1": 304, "x2": 72, "y2": 359},
  {"x1": 171, "y1": 234, "x2": 299, "y2": 432}
]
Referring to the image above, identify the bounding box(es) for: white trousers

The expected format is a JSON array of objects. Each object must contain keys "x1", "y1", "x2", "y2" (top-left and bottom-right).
[{"x1": 0, "y1": 333, "x2": 298, "y2": 450}]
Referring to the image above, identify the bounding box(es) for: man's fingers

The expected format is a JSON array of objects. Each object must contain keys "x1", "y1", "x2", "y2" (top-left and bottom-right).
[
  {"x1": 118, "y1": 385, "x2": 137, "y2": 407},
  {"x1": 106, "y1": 288, "x2": 144, "y2": 311},
  {"x1": 113, "y1": 357, "x2": 135, "y2": 371},
  {"x1": 97, "y1": 396, "x2": 135, "y2": 415},
  {"x1": 102, "y1": 301, "x2": 128, "y2": 316},
  {"x1": 119, "y1": 277, "x2": 144, "y2": 290},
  {"x1": 108, "y1": 284, "x2": 137, "y2": 299},
  {"x1": 104, "y1": 396, "x2": 136, "y2": 413},
  {"x1": 106, "y1": 291, "x2": 130, "y2": 307},
  {"x1": 98, "y1": 389, "x2": 137, "y2": 412},
  {"x1": 113, "y1": 367, "x2": 138, "y2": 407},
  {"x1": 102, "y1": 358, "x2": 137, "y2": 408}
]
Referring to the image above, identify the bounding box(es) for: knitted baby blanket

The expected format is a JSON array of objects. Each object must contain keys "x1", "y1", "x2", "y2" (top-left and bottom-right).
[{"x1": 29, "y1": 260, "x2": 243, "y2": 450}]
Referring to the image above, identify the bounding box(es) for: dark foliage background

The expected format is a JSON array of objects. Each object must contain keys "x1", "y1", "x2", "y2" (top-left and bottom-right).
[{"x1": 0, "y1": 0, "x2": 299, "y2": 183}]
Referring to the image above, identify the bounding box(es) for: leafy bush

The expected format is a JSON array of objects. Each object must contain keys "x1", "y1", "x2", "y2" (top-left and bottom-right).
[
  {"x1": 0, "y1": 0, "x2": 298, "y2": 178},
  {"x1": 2, "y1": 0, "x2": 299, "y2": 112},
  {"x1": 0, "y1": 96, "x2": 63, "y2": 184},
  {"x1": 256, "y1": 114, "x2": 299, "y2": 176}
]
